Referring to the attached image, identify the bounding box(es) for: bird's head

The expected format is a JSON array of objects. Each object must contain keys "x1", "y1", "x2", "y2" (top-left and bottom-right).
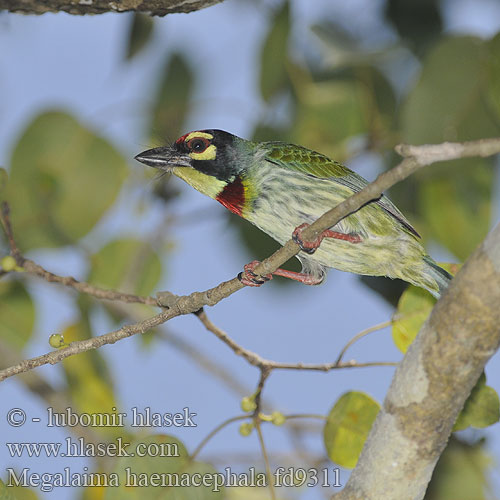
[{"x1": 135, "y1": 129, "x2": 251, "y2": 201}]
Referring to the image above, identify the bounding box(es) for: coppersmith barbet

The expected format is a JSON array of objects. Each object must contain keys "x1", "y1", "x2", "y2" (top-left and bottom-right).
[{"x1": 135, "y1": 129, "x2": 451, "y2": 298}]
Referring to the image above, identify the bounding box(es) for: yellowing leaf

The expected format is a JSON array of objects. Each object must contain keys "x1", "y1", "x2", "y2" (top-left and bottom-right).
[
  {"x1": 62, "y1": 322, "x2": 121, "y2": 439},
  {"x1": 454, "y1": 373, "x2": 500, "y2": 431},
  {"x1": 0, "y1": 281, "x2": 35, "y2": 351},
  {"x1": 323, "y1": 391, "x2": 380, "y2": 469},
  {"x1": 393, "y1": 286, "x2": 435, "y2": 353},
  {"x1": 393, "y1": 263, "x2": 459, "y2": 352},
  {"x1": 4, "y1": 111, "x2": 128, "y2": 251}
]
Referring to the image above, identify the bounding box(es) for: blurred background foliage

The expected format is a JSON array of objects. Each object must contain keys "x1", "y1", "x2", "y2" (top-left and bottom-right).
[{"x1": 1, "y1": 0, "x2": 500, "y2": 499}]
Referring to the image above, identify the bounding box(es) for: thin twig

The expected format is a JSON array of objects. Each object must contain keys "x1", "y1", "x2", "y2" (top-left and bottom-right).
[
  {"x1": 197, "y1": 310, "x2": 397, "y2": 371},
  {"x1": 1, "y1": 201, "x2": 20, "y2": 258},
  {"x1": 335, "y1": 320, "x2": 393, "y2": 365},
  {"x1": 255, "y1": 420, "x2": 276, "y2": 500},
  {"x1": 190, "y1": 415, "x2": 249, "y2": 462},
  {"x1": 284, "y1": 414, "x2": 328, "y2": 421},
  {"x1": 254, "y1": 367, "x2": 271, "y2": 415}
]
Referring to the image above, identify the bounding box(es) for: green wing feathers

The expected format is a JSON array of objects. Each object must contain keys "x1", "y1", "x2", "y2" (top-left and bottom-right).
[{"x1": 263, "y1": 142, "x2": 420, "y2": 238}]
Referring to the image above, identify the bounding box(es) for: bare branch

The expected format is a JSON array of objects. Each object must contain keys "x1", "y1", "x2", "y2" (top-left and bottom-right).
[
  {"x1": 0, "y1": 309, "x2": 171, "y2": 381},
  {"x1": 334, "y1": 222, "x2": 500, "y2": 500},
  {"x1": 395, "y1": 137, "x2": 500, "y2": 163},
  {"x1": 22, "y1": 258, "x2": 157, "y2": 305},
  {"x1": 190, "y1": 415, "x2": 249, "y2": 462},
  {"x1": 0, "y1": 202, "x2": 157, "y2": 306},
  {"x1": 196, "y1": 310, "x2": 397, "y2": 372},
  {"x1": 0, "y1": 0, "x2": 225, "y2": 16},
  {"x1": 255, "y1": 420, "x2": 276, "y2": 500}
]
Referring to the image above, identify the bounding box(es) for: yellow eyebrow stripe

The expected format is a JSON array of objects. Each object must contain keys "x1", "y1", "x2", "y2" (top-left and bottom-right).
[{"x1": 185, "y1": 131, "x2": 214, "y2": 142}]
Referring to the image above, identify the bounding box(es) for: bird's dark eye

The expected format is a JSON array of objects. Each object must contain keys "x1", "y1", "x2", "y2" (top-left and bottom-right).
[{"x1": 187, "y1": 137, "x2": 209, "y2": 153}]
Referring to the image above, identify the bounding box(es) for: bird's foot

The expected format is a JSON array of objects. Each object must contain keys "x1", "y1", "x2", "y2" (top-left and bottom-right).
[
  {"x1": 238, "y1": 260, "x2": 273, "y2": 287},
  {"x1": 292, "y1": 223, "x2": 362, "y2": 254}
]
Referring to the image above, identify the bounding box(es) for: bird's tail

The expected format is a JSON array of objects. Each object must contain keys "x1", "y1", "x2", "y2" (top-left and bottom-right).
[{"x1": 422, "y1": 256, "x2": 453, "y2": 299}]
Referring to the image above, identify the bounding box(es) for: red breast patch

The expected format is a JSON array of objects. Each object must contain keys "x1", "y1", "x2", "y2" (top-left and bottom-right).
[{"x1": 216, "y1": 176, "x2": 245, "y2": 216}]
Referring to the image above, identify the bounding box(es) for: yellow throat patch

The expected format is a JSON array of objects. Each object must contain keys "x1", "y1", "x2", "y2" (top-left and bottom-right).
[{"x1": 172, "y1": 166, "x2": 226, "y2": 199}]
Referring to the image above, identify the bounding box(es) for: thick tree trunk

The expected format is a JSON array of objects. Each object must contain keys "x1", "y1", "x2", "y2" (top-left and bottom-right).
[{"x1": 334, "y1": 223, "x2": 500, "y2": 500}]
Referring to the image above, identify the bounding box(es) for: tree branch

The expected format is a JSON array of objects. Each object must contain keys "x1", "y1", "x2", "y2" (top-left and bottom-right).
[
  {"x1": 0, "y1": 0, "x2": 225, "y2": 16},
  {"x1": 334, "y1": 222, "x2": 500, "y2": 500},
  {"x1": 197, "y1": 309, "x2": 396, "y2": 371},
  {"x1": 1, "y1": 137, "x2": 499, "y2": 382}
]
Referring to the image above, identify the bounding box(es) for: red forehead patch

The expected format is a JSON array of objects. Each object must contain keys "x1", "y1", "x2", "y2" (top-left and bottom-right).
[{"x1": 175, "y1": 132, "x2": 191, "y2": 144}]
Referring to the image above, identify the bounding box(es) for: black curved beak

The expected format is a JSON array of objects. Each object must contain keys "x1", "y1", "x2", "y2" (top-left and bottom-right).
[{"x1": 134, "y1": 146, "x2": 192, "y2": 170}]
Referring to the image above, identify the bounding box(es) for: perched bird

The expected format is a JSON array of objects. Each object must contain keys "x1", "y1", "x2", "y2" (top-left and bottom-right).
[{"x1": 135, "y1": 129, "x2": 452, "y2": 298}]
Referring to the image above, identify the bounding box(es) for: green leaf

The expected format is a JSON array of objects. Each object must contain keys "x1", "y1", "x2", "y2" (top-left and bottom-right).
[
  {"x1": 385, "y1": 0, "x2": 442, "y2": 52},
  {"x1": 425, "y1": 436, "x2": 492, "y2": 500},
  {"x1": 323, "y1": 391, "x2": 380, "y2": 469},
  {"x1": 402, "y1": 36, "x2": 499, "y2": 144},
  {"x1": 485, "y1": 32, "x2": 500, "y2": 125},
  {"x1": 311, "y1": 23, "x2": 395, "y2": 68},
  {"x1": 151, "y1": 53, "x2": 193, "y2": 143},
  {"x1": 1, "y1": 482, "x2": 38, "y2": 500},
  {"x1": 0, "y1": 478, "x2": 16, "y2": 500},
  {"x1": 392, "y1": 285, "x2": 435, "y2": 353},
  {"x1": 61, "y1": 322, "x2": 121, "y2": 439},
  {"x1": 0, "y1": 281, "x2": 35, "y2": 351},
  {"x1": 125, "y1": 13, "x2": 154, "y2": 60},
  {"x1": 419, "y1": 158, "x2": 492, "y2": 261},
  {"x1": 3, "y1": 111, "x2": 128, "y2": 251},
  {"x1": 454, "y1": 373, "x2": 500, "y2": 431},
  {"x1": 292, "y1": 80, "x2": 365, "y2": 162},
  {"x1": 252, "y1": 124, "x2": 291, "y2": 144},
  {"x1": 105, "y1": 435, "x2": 223, "y2": 499},
  {"x1": 0, "y1": 168, "x2": 7, "y2": 194},
  {"x1": 259, "y1": 1, "x2": 291, "y2": 101},
  {"x1": 88, "y1": 238, "x2": 162, "y2": 296}
]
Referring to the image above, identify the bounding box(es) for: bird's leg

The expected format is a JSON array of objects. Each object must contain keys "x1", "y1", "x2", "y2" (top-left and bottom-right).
[
  {"x1": 292, "y1": 222, "x2": 362, "y2": 254},
  {"x1": 238, "y1": 260, "x2": 323, "y2": 287},
  {"x1": 272, "y1": 267, "x2": 324, "y2": 285}
]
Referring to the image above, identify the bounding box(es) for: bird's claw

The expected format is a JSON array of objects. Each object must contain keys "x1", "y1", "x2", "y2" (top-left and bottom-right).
[
  {"x1": 238, "y1": 260, "x2": 273, "y2": 287},
  {"x1": 293, "y1": 223, "x2": 362, "y2": 253},
  {"x1": 292, "y1": 223, "x2": 321, "y2": 254}
]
